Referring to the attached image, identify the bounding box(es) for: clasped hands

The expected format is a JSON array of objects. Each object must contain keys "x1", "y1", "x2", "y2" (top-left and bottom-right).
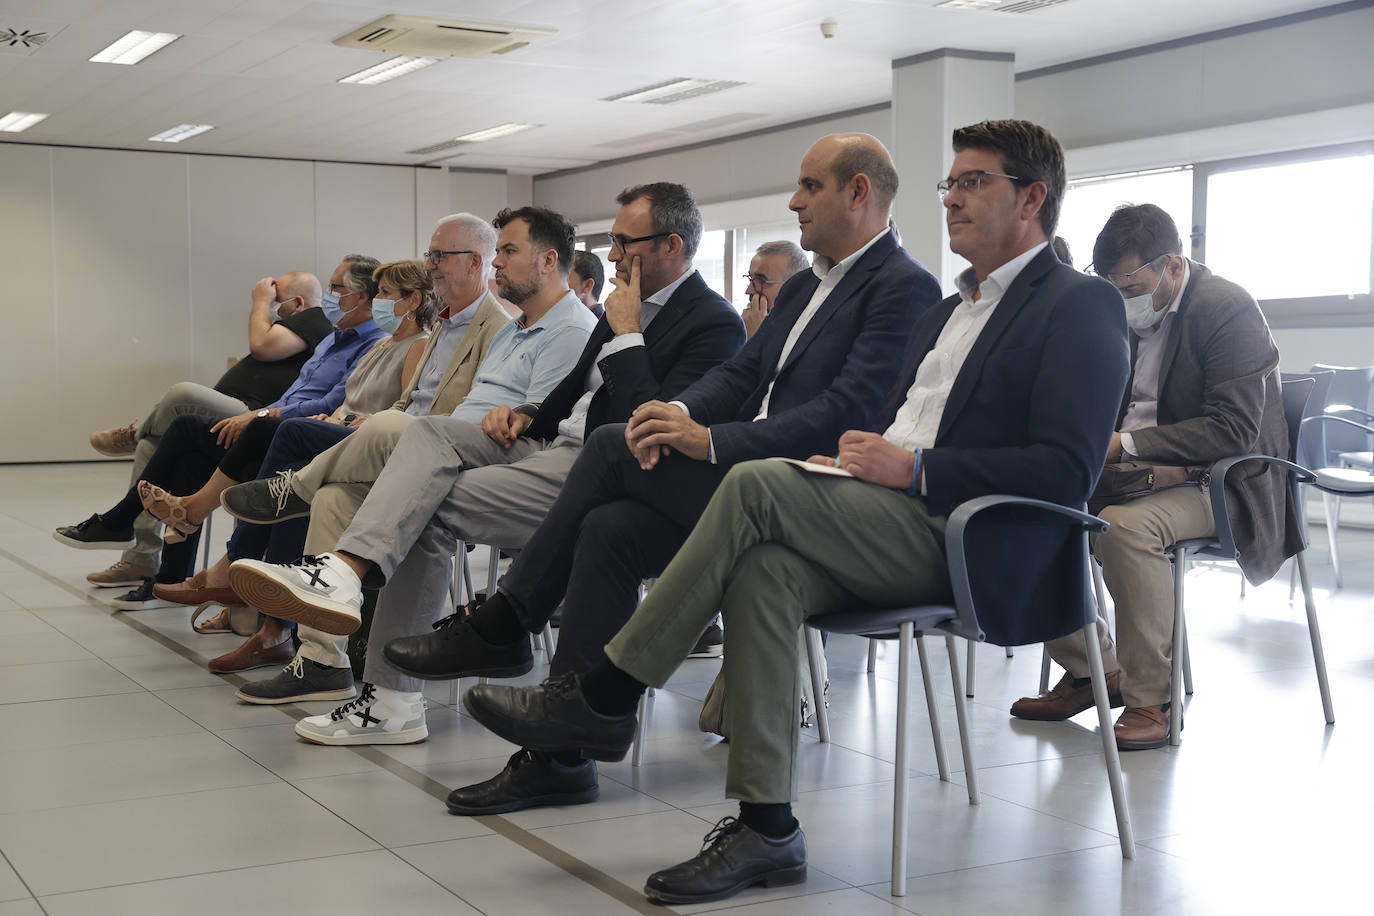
[
  {"x1": 625, "y1": 401, "x2": 710, "y2": 469},
  {"x1": 808, "y1": 430, "x2": 918, "y2": 490}
]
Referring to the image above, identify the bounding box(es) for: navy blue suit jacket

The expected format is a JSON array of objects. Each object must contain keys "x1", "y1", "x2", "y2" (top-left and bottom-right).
[
  {"x1": 526, "y1": 271, "x2": 744, "y2": 441},
  {"x1": 877, "y1": 245, "x2": 1130, "y2": 518},
  {"x1": 677, "y1": 231, "x2": 942, "y2": 464},
  {"x1": 872, "y1": 246, "x2": 1130, "y2": 644}
]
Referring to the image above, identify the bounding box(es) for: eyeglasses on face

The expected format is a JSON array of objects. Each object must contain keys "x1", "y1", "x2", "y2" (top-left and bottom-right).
[
  {"x1": 606, "y1": 231, "x2": 671, "y2": 253},
  {"x1": 423, "y1": 249, "x2": 477, "y2": 264},
  {"x1": 742, "y1": 273, "x2": 782, "y2": 287},
  {"x1": 936, "y1": 169, "x2": 1024, "y2": 201},
  {"x1": 1086, "y1": 253, "x2": 1171, "y2": 291}
]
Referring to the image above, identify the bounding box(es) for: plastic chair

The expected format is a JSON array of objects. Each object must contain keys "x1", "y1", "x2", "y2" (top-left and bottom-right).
[
  {"x1": 804, "y1": 495, "x2": 1134, "y2": 896},
  {"x1": 1162, "y1": 376, "x2": 1334, "y2": 745},
  {"x1": 1281, "y1": 370, "x2": 1334, "y2": 598},
  {"x1": 1308, "y1": 364, "x2": 1374, "y2": 587}
]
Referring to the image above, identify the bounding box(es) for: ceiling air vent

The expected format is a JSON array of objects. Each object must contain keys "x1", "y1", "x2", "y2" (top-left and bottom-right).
[
  {"x1": 602, "y1": 79, "x2": 745, "y2": 105},
  {"x1": 406, "y1": 139, "x2": 468, "y2": 156},
  {"x1": 333, "y1": 15, "x2": 555, "y2": 59},
  {"x1": 934, "y1": 0, "x2": 1070, "y2": 10},
  {"x1": 0, "y1": 20, "x2": 67, "y2": 57}
]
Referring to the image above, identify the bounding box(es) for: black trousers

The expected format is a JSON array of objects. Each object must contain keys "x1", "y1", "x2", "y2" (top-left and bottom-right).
[{"x1": 503, "y1": 423, "x2": 728, "y2": 675}]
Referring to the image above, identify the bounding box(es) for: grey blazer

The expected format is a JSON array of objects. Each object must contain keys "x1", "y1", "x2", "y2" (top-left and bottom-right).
[{"x1": 1125, "y1": 260, "x2": 1302, "y2": 582}]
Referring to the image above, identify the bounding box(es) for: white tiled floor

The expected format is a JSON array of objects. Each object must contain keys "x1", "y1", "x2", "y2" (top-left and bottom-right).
[{"x1": 2, "y1": 462, "x2": 1372, "y2": 914}]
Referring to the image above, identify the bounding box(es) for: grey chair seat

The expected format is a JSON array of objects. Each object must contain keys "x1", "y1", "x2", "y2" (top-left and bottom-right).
[
  {"x1": 1336, "y1": 450, "x2": 1373, "y2": 470},
  {"x1": 1314, "y1": 466, "x2": 1374, "y2": 494}
]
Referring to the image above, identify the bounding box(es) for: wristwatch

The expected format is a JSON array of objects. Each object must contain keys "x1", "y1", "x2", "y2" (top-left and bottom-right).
[{"x1": 256, "y1": 409, "x2": 270, "y2": 418}]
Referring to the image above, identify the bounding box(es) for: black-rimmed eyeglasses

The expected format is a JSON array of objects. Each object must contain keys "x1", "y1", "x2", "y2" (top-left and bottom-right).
[
  {"x1": 423, "y1": 249, "x2": 477, "y2": 263},
  {"x1": 607, "y1": 231, "x2": 671, "y2": 252}
]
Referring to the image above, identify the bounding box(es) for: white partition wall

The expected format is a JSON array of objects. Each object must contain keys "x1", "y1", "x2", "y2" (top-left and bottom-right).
[{"x1": 0, "y1": 146, "x2": 511, "y2": 463}]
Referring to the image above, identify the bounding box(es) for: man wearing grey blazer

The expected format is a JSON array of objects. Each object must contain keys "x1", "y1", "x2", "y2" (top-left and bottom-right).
[{"x1": 1013, "y1": 203, "x2": 1301, "y2": 749}]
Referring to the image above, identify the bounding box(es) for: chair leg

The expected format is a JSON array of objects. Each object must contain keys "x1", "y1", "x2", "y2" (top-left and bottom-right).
[
  {"x1": 867, "y1": 639, "x2": 878, "y2": 673},
  {"x1": 1181, "y1": 612, "x2": 1193, "y2": 697},
  {"x1": 1091, "y1": 560, "x2": 1108, "y2": 623},
  {"x1": 486, "y1": 544, "x2": 500, "y2": 597},
  {"x1": 891, "y1": 622, "x2": 913, "y2": 897},
  {"x1": 200, "y1": 512, "x2": 213, "y2": 572},
  {"x1": 915, "y1": 635, "x2": 947, "y2": 781},
  {"x1": 1295, "y1": 550, "x2": 1336, "y2": 724},
  {"x1": 1170, "y1": 550, "x2": 1188, "y2": 747},
  {"x1": 1288, "y1": 557, "x2": 1298, "y2": 602},
  {"x1": 965, "y1": 639, "x2": 976, "y2": 698},
  {"x1": 804, "y1": 626, "x2": 830, "y2": 743},
  {"x1": 1005, "y1": 646, "x2": 1014, "y2": 658},
  {"x1": 632, "y1": 690, "x2": 649, "y2": 767},
  {"x1": 540, "y1": 622, "x2": 555, "y2": 655},
  {"x1": 460, "y1": 544, "x2": 474, "y2": 603},
  {"x1": 1321, "y1": 491, "x2": 1342, "y2": 588},
  {"x1": 943, "y1": 635, "x2": 979, "y2": 806},
  {"x1": 1083, "y1": 622, "x2": 1136, "y2": 859},
  {"x1": 1039, "y1": 644, "x2": 1051, "y2": 694}
]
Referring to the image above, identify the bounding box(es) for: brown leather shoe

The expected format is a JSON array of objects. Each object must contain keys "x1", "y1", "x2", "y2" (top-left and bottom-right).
[
  {"x1": 1113, "y1": 704, "x2": 1173, "y2": 750},
  {"x1": 1010, "y1": 669, "x2": 1124, "y2": 721},
  {"x1": 152, "y1": 574, "x2": 239, "y2": 608},
  {"x1": 208, "y1": 630, "x2": 294, "y2": 674},
  {"x1": 91, "y1": 423, "x2": 139, "y2": 457}
]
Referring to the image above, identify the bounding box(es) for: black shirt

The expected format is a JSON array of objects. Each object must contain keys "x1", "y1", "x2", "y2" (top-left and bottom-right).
[{"x1": 214, "y1": 307, "x2": 334, "y2": 409}]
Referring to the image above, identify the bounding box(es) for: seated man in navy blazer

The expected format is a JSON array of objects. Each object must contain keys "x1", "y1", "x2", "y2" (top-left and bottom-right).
[
  {"x1": 456, "y1": 119, "x2": 1130, "y2": 906},
  {"x1": 384, "y1": 132, "x2": 942, "y2": 812}
]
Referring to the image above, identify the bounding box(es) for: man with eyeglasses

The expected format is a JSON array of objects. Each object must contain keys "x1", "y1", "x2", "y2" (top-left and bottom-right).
[
  {"x1": 375, "y1": 132, "x2": 938, "y2": 817},
  {"x1": 1012, "y1": 202, "x2": 1299, "y2": 749},
  {"x1": 452, "y1": 119, "x2": 1131, "y2": 906},
  {"x1": 741, "y1": 240, "x2": 810, "y2": 338}
]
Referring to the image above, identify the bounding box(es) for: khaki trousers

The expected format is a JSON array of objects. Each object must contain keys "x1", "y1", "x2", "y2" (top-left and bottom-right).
[
  {"x1": 1046, "y1": 483, "x2": 1215, "y2": 708},
  {"x1": 606, "y1": 459, "x2": 950, "y2": 803}
]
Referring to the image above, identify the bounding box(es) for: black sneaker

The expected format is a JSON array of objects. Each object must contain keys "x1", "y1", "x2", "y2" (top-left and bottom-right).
[
  {"x1": 236, "y1": 655, "x2": 357, "y2": 705},
  {"x1": 109, "y1": 579, "x2": 179, "y2": 611},
  {"x1": 688, "y1": 621, "x2": 724, "y2": 659},
  {"x1": 53, "y1": 514, "x2": 135, "y2": 550},
  {"x1": 383, "y1": 612, "x2": 533, "y2": 681},
  {"x1": 446, "y1": 749, "x2": 598, "y2": 815},
  {"x1": 220, "y1": 470, "x2": 311, "y2": 524}
]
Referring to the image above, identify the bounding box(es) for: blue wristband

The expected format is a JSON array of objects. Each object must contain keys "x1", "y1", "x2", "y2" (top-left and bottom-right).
[{"x1": 906, "y1": 448, "x2": 923, "y2": 497}]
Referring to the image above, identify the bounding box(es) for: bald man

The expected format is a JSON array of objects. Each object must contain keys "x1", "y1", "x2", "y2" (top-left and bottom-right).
[
  {"x1": 86, "y1": 271, "x2": 333, "y2": 588},
  {"x1": 388, "y1": 132, "x2": 943, "y2": 818}
]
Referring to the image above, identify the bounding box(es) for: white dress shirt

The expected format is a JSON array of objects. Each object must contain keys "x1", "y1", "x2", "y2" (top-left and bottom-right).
[
  {"x1": 1119, "y1": 260, "x2": 1191, "y2": 457},
  {"x1": 883, "y1": 242, "x2": 1048, "y2": 462},
  {"x1": 556, "y1": 267, "x2": 691, "y2": 441}
]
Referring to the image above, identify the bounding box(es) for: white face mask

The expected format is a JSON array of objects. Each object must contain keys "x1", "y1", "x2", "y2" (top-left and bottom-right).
[{"x1": 1120, "y1": 266, "x2": 1171, "y2": 331}]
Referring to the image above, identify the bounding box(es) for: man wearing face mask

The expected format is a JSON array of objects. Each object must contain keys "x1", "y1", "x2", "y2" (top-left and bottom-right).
[
  {"x1": 83, "y1": 271, "x2": 332, "y2": 590},
  {"x1": 1011, "y1": 203, "x2": 1300, "y2": 749}
]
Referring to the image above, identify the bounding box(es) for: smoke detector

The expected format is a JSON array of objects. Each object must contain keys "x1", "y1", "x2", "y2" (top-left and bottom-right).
[{"x1": 333, "y1": 15, "x2": 555, "y2": 58}]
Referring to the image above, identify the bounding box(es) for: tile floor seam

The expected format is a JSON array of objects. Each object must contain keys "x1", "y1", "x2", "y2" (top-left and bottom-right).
[
  {"x1": 0, "y1": 848, "x2": 40, "y2": 909},
  {"x1": 0, "y1": 542, "x2": 678, "y2": 916}
]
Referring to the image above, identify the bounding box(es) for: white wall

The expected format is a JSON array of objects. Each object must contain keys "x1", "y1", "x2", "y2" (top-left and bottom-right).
[{"x1": 0, "y1": 146, "x2": 509, "y2": 462}]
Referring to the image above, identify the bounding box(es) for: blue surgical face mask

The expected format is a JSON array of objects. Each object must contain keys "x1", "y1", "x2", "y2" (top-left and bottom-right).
[
  {"x1": 371, "y1": 298, "x2": 411, "y2": 334},
  {"x1": 322, "y1": 290, "x2": 362, "y2": 326}
]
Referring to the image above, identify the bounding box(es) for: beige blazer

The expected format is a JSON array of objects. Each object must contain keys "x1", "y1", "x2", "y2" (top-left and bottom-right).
[{"x1": 392, "y1": 293, "x2": 508, "y2": 416}]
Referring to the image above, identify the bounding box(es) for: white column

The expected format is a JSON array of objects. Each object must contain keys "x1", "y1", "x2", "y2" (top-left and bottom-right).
[{"x1": 891, "y1": 49, "x2": 1014, "y2": 291}]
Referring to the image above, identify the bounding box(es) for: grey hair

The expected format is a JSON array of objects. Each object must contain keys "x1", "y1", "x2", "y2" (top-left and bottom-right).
[
  {"x1": 436, "y1": 212, "x2": 498, "y2": 278},
  {"x1": 340, "y1": 255, "x2": 380, "y2": 297},
  {"x1": 754, "y1": 240, "x2": 810, "y2": 279},
  {"x1": 615, "y1": 182, "x2": 703, "y2": 260}
]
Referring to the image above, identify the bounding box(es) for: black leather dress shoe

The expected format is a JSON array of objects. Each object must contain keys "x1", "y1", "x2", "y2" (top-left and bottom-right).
[
  {"x1": 446, "y1": 749, "x2": 598, "y2": 815},
  {"x1": 644, "y1": 816, "x2": 807, "y2": 905},
  {"x1": 384, "y1": 613, "x2": 532, "y2": 680},
  {"x1": 462, "y1": 672, "x2": 637, "y2": 762}
]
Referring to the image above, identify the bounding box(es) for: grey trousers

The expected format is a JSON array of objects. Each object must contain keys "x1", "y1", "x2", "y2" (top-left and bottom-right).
[
  {"x1": 606, "y1": 459, "x2": 950, "y2": 803},
  {"x1": 1046, "y1": 483, "x2": 1215, "y2": 708},
  {"x1": 297, "y1": 414, "x2": 581, "y2": 689},
  {"x1": 125, "y1": 383, "x2": 248, "y2": 568}
]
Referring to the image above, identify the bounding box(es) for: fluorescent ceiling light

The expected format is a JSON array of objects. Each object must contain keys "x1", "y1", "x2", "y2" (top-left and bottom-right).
[
  {"x1": 453, "y1": 122, "x2": 538, "y2": 142},
  {"x1": 89, "y1": 30, "x2": 180, "y2": 64},
  {"x1": 934, "y1": 0, "x2": 1004, "y2": 9},
  {"x1": 338, "y1": 55, "x2": 439, "y2": 85},
  {"x1": 148, "y1": 123, "x2": 214, "y2": 143},
  {"x1": 603, "y1": 78, "x2": 744, "y2": 105},
  {"x1": 0, "y1": 111, "x2": 48, "y2": 132}
]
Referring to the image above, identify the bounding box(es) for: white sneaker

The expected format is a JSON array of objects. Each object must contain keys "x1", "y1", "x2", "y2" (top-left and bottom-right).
[
  {"x1": 228, "y1": 553, "x2": 363, "y2": 636},
  {"x1": 295, "y1": 684, "x2": 428, "y2": 746}
]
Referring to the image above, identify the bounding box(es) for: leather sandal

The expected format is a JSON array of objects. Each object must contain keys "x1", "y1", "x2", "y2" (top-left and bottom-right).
[
  {"x1": 191, "y1": 601, "x2": 259, "y2": 637},
  {"x1": 137, "y1": 481, "x2": 201, "y2": 544}
]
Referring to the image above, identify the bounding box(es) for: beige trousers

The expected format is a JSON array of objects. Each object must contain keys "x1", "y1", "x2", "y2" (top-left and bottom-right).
[{"x1": 1046, "y1": 483, "x2": 1215, "y2": 708}]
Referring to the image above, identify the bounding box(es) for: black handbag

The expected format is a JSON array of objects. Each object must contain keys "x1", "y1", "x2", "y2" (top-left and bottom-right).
[{"x1": 1089, "y1": 461, "x2": 1199, "y2": 514}]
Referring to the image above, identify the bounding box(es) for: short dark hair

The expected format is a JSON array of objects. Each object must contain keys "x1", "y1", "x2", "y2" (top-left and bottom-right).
[
  {"x1": 1091, "y1": 204, "x2": 1182, "y2": 276},
  {"x1": 492, "y1": 206, "x2": 577, "y2": 275},
  {"x1": 571, "y1": 250, "x2": 605, "y2": 300},
  {"x1": 951, "y1": 119, "x2": 1066, "y2": 237},
  {"x1": 831, "y1": 143, "x2": 899, "y2": 211},
  {"x1": 341, "y1": 254, "x2": 381, "y2": 298},
  {"x1": 615, "y1": 182, "x2": 703, "y2": 259}
]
